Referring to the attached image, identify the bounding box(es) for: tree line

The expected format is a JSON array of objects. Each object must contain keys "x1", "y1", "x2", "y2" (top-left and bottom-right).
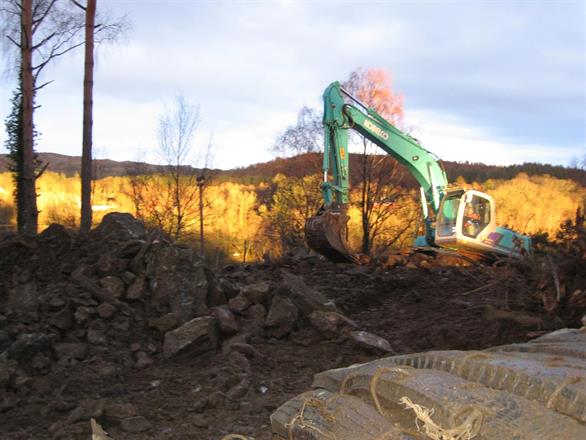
[
  {"x1": 0, "y1": 170, "x2": 583, "y2": 262},
  {"x1": 225, "y1": 154, "x2": 586, "y2": 189}
]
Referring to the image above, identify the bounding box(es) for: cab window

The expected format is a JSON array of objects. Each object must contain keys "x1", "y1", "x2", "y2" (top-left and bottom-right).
[
  {"x1": 437, "y1": 195, "x2": 460, "y2": 237},
  {"x1": 462, "y1": 195, "x2": 490, "y2": 238}
]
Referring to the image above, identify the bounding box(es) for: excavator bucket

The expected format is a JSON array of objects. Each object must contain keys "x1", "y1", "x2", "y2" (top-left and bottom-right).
[{"x1": 305, "y1": 207, "x2": 357, "y2": 263}]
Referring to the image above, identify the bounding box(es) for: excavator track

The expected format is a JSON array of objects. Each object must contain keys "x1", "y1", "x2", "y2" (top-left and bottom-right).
[
  {"x1": 305, "y1": 208, "x2": 357, "y2": 263},
  {"x1": 272, "y1": 328, "x2": 586, "y2": 439}
]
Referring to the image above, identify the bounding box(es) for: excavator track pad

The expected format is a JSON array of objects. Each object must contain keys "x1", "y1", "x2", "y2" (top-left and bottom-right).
[{"x1": 305, "y1": 207, "x2": 357, "y2": 263}]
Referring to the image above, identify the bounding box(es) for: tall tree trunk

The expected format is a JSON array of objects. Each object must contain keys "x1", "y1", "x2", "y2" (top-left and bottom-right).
[
  {"x1": 80, "y1": 0, "x2": 96, "y2": 233},
  {"x1": 21, "y1": 0, "x2": 37, "y2": 236}
]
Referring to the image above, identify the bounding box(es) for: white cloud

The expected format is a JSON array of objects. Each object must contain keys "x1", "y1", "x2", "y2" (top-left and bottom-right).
[
  {"x1": 0, "y1": 1, "x2": 583, "y2": 170},
  {"x1": 405, "y1": 109, "x2": 579, "y2": 166}
]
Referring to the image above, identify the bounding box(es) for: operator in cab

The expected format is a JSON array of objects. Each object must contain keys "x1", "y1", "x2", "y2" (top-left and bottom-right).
[{"x1": 463, "y1": 203, "x2": 481, "y2": 238}]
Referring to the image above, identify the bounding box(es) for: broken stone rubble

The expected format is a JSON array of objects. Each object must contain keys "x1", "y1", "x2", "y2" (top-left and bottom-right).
[
  {"x1": 163, "y1": 316, "x2": 218, "y2": 358},
  {"x1": 0, "y1": 212, "x2": 395, "y2": 436}
]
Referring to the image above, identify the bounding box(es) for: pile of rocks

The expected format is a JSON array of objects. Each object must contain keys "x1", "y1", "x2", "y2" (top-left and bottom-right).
[{"x1": 0, "y1": 213, "x2": 392, "y2": 424}]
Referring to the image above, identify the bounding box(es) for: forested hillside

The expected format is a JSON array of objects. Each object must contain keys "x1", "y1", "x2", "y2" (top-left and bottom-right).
[
  {"x1": 0, "y1": 153, "x2": 584, "y2": 262},
  {"x1": 2, "y1": 152, "x2": 585, "y2": 186}
]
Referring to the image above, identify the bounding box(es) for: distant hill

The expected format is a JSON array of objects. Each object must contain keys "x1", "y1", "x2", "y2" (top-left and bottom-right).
[
  {"x1": 1, "y1": 152, "x2": 585, "y2": 187},
  {"x1": 225, "y1": 153, "x2": 586, "y2": 188},
  {"x1": 442, "y1": 161, "x2": 586, "y2": 187},
  {"x1": 0, "y1": 153, "x2": 208, "y2": 178}
]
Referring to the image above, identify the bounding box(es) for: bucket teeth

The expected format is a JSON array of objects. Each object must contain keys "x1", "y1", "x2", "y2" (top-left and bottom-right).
[{"x1": 305, "y1": 208, "x2": 356, "y2": 263}]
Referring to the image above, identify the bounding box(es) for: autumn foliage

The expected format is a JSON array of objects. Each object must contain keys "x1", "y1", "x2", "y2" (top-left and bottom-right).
[
  {"x1": 345, "y1": 68, "x2": 404, "y2": 125},
  {"x1": 0, "y1": 167, "x2": 584, "y2": 262}
]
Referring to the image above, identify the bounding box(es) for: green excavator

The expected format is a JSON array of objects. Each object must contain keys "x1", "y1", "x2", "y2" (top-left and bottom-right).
[{"x1": 305, "y1": 81, "x2": 532, "y2": 262}]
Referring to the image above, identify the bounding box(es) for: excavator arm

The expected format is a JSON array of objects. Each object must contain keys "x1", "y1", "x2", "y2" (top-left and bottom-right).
[
  {"x1": 322, "y1": 82, "x2": 448, "y2": 210},
  {"x1": 306, "y1": 82, "x2": 449, "y2": 260}
]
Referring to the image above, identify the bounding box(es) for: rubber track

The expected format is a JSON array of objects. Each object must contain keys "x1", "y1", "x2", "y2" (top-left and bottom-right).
[
  {"x1": 273, "y1": 328, "x2": 586, "y2": 439},
  {"x1": 313, "y1": 362, "x2": 586, "y2": 439},
  {"x1": 386, "y1": 350, "x2": 586, "y2": 423},
  {"x1": 270, "y1": 389, "x2": 417, "y2": 439}
]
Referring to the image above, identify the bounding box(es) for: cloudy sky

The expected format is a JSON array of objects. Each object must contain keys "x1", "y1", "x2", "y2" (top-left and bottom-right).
[{"x1": 0, "y1": 0, "x2": 584, "y2": 169}]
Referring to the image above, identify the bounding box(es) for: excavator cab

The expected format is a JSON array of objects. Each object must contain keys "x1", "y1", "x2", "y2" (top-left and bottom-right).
[{"x1": 435, "y1": 189, "x2": 525, "y2": 258}]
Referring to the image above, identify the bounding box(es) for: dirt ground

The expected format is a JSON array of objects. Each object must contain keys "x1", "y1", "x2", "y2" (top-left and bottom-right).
[
  {"x1": 2, "y1": 262, "x2": 560, "y2": 439},
  {"x1": 1, "y1": 263, "x2": 556, "y2": 439}
]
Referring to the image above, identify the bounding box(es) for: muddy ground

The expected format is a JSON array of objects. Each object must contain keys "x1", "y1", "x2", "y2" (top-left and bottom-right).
[{"x1": 0, "y1": 214, "x2": 584, "y2": 440}]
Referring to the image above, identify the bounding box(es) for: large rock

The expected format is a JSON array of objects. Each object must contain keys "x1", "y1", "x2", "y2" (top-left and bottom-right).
[
  {"x1": 38, "y1": 223, "x2": 72, "y2": 254},
  {"x1": 149, "y1": 313, "x2": 179, "y2": 332},
  {"x1": 218, "y1": 278, "x2": 240, "y2": 299},
  {"x1": 67, "y1": 398, "x2": 108, "y2": 424},
  {"x1": 147, "y1": 246, "x2": 210, "y2": 323},
  {"x1": 120, "y1": 416, "x2": 152, "y2": 433},
  {"x1": 97, "y1": 302, "x2": 116, "y2": 319},
  {"x1": 212, "y1": 306, "x2": 239, "y2": 335},
  {"x1": 278, "y1": 272, "x2": 338, "y2": 316},
  {"x1": 99, "y1": 276, "x2": 125, "y2": 299},
  {"x1": 163, "y1": 316, "x2": 218, "y2": 358},
  {"x1": 96, "y1": 254, "x2": 127, "y2": 276},
  {"x1": 222, "y1": 333, "x2": 250, "y2": 355},
  {"x1": 228, "y1": 294, "x2": 251, "y2": 314},
  {"x1": 104, "y1": 402, "x2": 139, "y2": 422},
  {"x1": 349, "y1": 331, "x2": 394, "y2": 354},
  {"x1": 90, "y1": 212, "x2": 146, "y2": 243},
  {"x1": 126, "y1": 276, "x2": 146, "y2": 300},
  {"x1": 309, "y1": 310, "x2": 358, "y2": 338},
  {"x1": 237, "y1": 304, "x2": 267, "y2": 337},
  {"x1": 265, "y1": 295, "x2": 298, "y2": 338},
  {"x1": 7, "y1": 282, "x2": 38, "y2": 319},
  {"x1": 134, "y1": 351, "x2": 154, "y2": 369},
  {"x1": 245, "y1": 304, "x2": 267, "y2": 323},
  {"x1": 241, "y1": 281, "x2": 271, "y2": 305}
]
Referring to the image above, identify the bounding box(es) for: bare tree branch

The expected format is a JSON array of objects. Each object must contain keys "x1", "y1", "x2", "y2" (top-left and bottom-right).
[
  {"x1": 70, "y1": 0, "x2": 86, "y2": 11},
  {"x1": 6, "y1": 34, "x2": 19, "y2": 47},
  {"x1": 32, "y1": 0, "x2": 57, "y2": 32},
  {"x1": 34, "y1": 78, "x2": 54, "y2": 90},
  {"x1": 31, "y1": 30, "x2": 58, "y2": 51}
]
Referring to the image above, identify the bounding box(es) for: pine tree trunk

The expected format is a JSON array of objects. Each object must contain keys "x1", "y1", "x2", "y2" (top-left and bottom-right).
[
  {"x1": 21, "y1": 0, "x2": 37, "y2": 236},
  {"x1": 80, "y1": 0, "x2": 96, "y2": 233}
]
